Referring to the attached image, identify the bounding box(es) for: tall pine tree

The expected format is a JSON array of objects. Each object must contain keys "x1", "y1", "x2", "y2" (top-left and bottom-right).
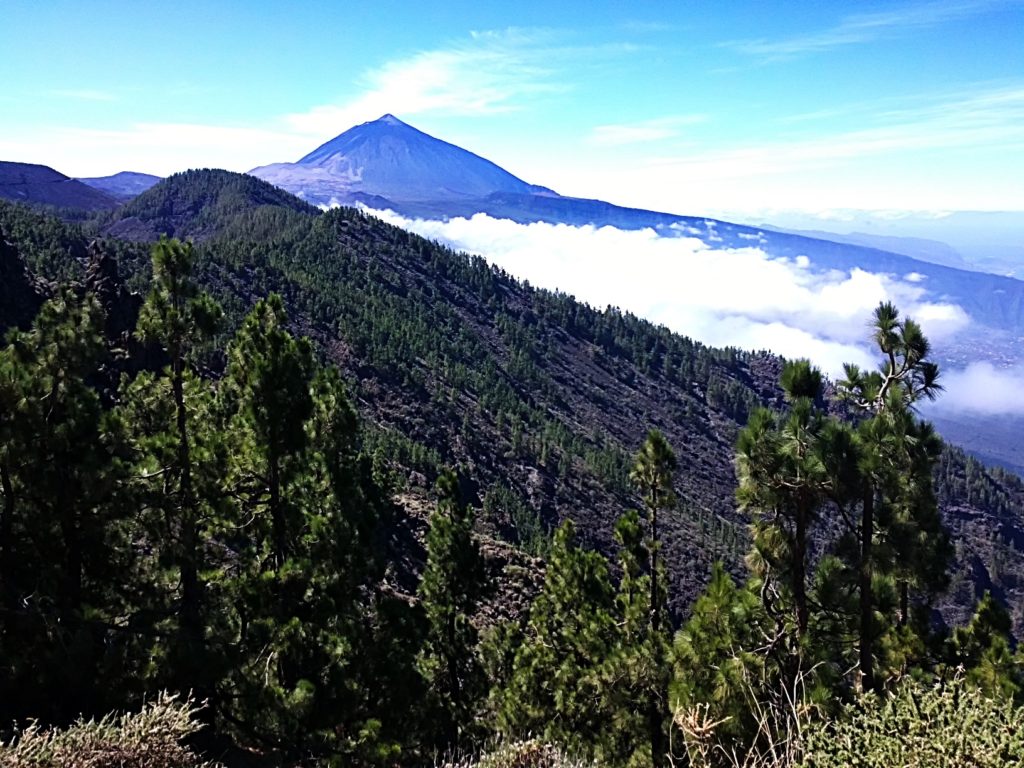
[
  {"x1": 134, "y1": 236, "x2": 222, "y2": 692},
  {"x1": 838, "y1": 302, "x2": 946, "y2": 690},
  {"x1": 496, "y1": 520, "x2": 617, "y2": 762},
  {"x1": 627, "y1": 430, "x2": 677, "y2": 768},
  {"x1": 417, "y1": 470, "x2": 486, "y2": 751}
]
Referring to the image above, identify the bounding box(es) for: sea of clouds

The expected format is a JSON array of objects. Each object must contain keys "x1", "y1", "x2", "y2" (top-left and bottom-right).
[{"x1": 363, "y1": 208, "x2": 1024, "y2": 417}]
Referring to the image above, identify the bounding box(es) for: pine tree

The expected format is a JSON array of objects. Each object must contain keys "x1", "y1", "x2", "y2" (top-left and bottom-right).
[
  {"x1": 736, "y1": 360, "x2": 830, "y2": 643},
  {"x1": 838, "y1": 302, "x2": 946, "y2": 691},
  {"x1": 670, "y1": 562, "x2": 769, "y2": 755},
  {"x1": 224, "y1": 293, "x2": 314, "y2": 571},
  {"x1": 417, "y1": 469, "x2": 486, "y2": 750},
  {"x1": 496, "y1": 520, "x2": 617, "y2": 762},
  {"x1": 605, "y1": 510, "x2": 672, "y2": 767},
  {"x1": 948, "y1": 592, "x2": 1022, "y2": 700},
  {"x1": 0, "y1": 290, "x2": 135, "y2": 720},
  {"x1": 627, "y1": 431, "x2": 677, "y2": 768},
  {"x1": 134, "y1": 236, "x2": 222, "y2": 688}
]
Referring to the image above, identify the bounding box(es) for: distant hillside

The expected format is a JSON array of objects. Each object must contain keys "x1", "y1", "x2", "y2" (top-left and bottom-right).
[
  {"x1": 100, "y1": 168, "x2": 320, "y2": 242},
  {"x1": 78, "y1": 171, "x2": 161, "y2": 201},
  {"x1": 0, "y1": 161, "x2": 120, "y2": 211},
  {"x1": 2, "y1": 176, "x2": 1023, "y2": 635},
  {"x1": 762, "y1": 225, "x2": 972, "y2": 270}
]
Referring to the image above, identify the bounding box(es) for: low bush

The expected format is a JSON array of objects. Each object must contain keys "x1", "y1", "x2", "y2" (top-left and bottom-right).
[{"x1": 801, "y1": 675, "x2": 1024, "y2": 768}]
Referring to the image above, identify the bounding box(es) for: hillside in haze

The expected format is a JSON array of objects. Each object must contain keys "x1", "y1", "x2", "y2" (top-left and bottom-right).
[
  {"x1": 0, "y1": 161, "x2": 120, "y2": 211},
  {"x1": 78, "y1": 170, "x2": 161, "y2": 200},
  {"x1": 758, "y1": 210, "x2": 1024, "y2": 278},
  {"x1": 2, "y1": 171, "x2": 1022, "y2": 636}
]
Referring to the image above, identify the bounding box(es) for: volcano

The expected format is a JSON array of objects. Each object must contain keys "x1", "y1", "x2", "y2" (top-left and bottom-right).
[{"x1": 250, "y1": 114, "x2": 554, "y2": 207}]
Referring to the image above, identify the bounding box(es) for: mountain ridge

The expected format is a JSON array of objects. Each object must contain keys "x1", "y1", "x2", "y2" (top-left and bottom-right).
[
  {"x1": 0, "y1": 160, "x2": 121, "y2": 211},
  {"x1": 248, "y1": 116, "x2": 1024, "y2": 341}
]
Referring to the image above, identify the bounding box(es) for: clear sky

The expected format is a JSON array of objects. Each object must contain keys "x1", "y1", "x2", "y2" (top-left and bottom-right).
[{"x1": 3, "y1": 0, "x2": 1023, "y2": 215}]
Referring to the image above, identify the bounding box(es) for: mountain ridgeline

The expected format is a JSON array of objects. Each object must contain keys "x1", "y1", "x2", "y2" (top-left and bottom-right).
[
  {"x1": 251, "y1": 113, "x2": 555, "y2": 205},
  {"x1": 0, "y1": 160, "x2": 121, "y2": 212},
  {"x1": 77, "y1": 170, "x2": 162, "y2": 200},
  {"x1": 1, "y1": 169, "x2": 1022, "y2": 638}
]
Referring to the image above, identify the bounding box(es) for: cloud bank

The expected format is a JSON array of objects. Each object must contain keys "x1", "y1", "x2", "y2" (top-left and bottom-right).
[
  {"x1": 931, "y1": 362, "x2": 1024, "y2": 416},
  {"x1": 366, "y1": 209, "x2": 1024, "y2": 416},
  {"x1": 366, "y1": 209, "x2": 971, "y2": 381}
]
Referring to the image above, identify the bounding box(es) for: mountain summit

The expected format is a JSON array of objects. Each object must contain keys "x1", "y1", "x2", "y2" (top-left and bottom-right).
[{"x1": 250, "y1": 114, "x2": 553, "y2": 206}]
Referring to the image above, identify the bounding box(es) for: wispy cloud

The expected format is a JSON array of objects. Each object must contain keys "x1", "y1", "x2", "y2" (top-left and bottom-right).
[
  {"x1": 3, "y1": 30, "x2": 594, "y2": 176},
  {"x1": 725, "y1": 0, "x2": 1015, "y2": 60},
  {"x1": 554, "y1": 83, "x2": 1024, "y2": 213},
  {"x1": 284, "y1": 29, "x2": 571, "y2": 136},
  {"x1": 587, "y1": 115, "x2": 707, "y2": 147}
]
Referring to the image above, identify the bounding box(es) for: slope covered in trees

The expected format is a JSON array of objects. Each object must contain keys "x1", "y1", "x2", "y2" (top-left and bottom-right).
[
  {"x1": 1, "y1": 171, "x2": 1022, "y2": 635},
  {"x1": 2, "y1": 180, "x2": 1024, "y2": 765}
]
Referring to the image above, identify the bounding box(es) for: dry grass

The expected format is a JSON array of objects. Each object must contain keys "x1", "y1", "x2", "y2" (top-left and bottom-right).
[
  {"x1": 0, "y1": 693, "x2": 218, "y2": 768},
  {"x1": 439, "y1": 739, "x2": 593, "y2": 768}
]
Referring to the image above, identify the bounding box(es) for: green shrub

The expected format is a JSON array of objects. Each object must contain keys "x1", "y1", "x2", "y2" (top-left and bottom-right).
[{"x1": 801, "y1": 675, "x2": 1024, "y2": 767}]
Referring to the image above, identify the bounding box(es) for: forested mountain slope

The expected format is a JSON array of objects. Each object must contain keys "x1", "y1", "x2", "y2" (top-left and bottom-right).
[{"x1": 2, "y1": 170, "x2": 1022, "y2": 634}]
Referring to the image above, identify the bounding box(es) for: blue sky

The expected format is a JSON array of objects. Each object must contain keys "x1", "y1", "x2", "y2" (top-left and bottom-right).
[{"x1": 3, "y1": 0, "x2": 1023, "y2": 214}]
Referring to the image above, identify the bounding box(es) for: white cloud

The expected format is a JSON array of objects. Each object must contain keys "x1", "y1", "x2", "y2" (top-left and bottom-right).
[
  {"x1": 587, "y1": 115, "x2": 707, "y2": 147},
  {"x1": 284, "y1": 30, "x2": 565, "y2": 137},
  {"x1": 362, "y1": 208, "x2": 969, "y2": 378},
  {"x1": 933, "y1": 362, "x2": 1024, "y2": 415}
]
